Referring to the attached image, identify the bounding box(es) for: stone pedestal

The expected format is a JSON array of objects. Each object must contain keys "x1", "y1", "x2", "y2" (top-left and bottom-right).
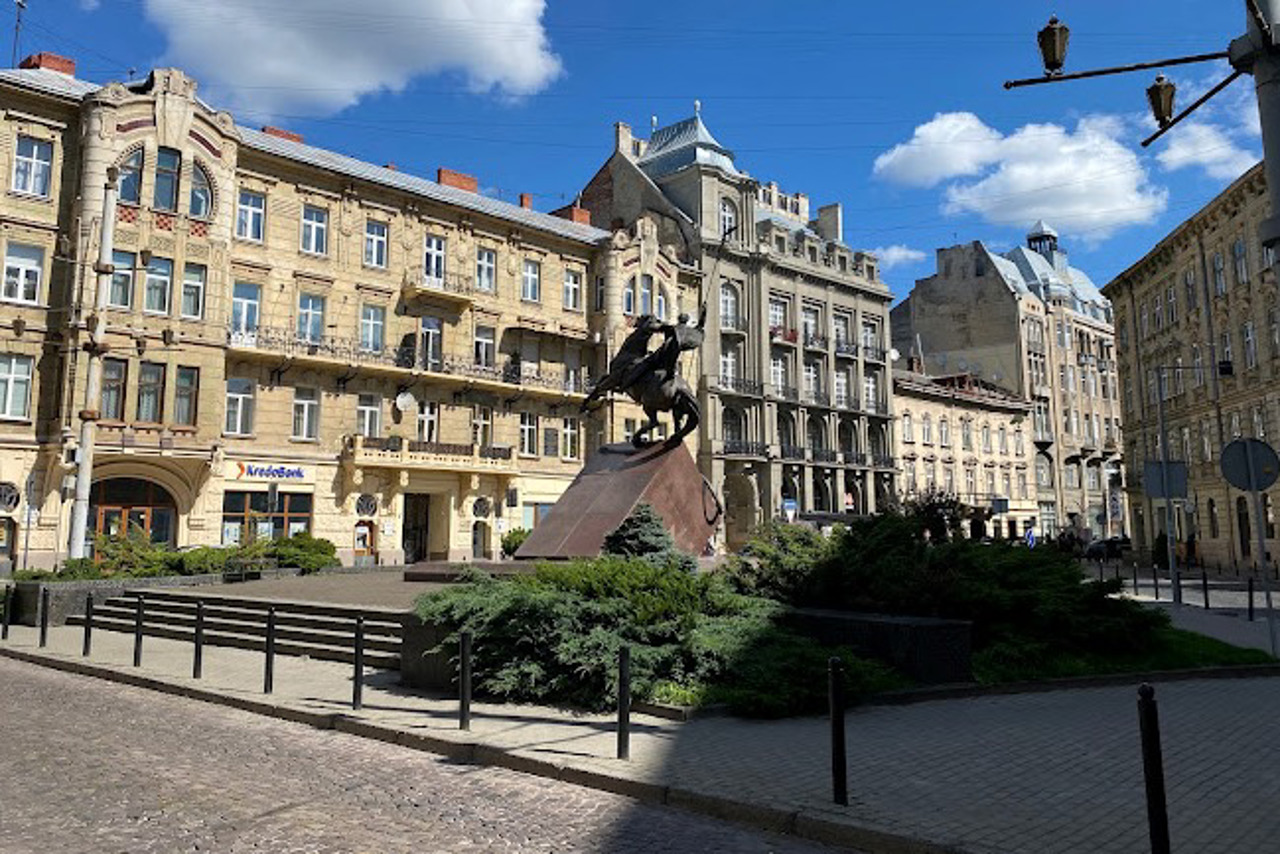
[{"x1": 516, "y1": 442, "x2": 720, "y2": 559}]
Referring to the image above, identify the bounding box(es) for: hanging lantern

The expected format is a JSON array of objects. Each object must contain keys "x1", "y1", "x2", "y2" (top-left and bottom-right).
[
  {"x1": 1037, "y1": 16, "x2": 1070, "y2": 76},
  {"x1": 1146, "y1": 75, "x2": 1176, "y2": 128}
]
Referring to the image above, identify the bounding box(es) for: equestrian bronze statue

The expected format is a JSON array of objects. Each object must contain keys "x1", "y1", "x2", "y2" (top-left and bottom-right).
[{"x1": 582, "y1": 304, "x2": 706, "y2": 447}]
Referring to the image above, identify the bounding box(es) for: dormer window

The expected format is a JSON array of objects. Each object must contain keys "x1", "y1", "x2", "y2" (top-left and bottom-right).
[
  {"x1": 189, "y1": 163, "x2": 212, "y2": 219},
  {"x1": 118, "y1": 149, "x2": 143, "y2": 205},
  {"x1": 154, "y1": 147, "x2": 181, "y2": 212}
]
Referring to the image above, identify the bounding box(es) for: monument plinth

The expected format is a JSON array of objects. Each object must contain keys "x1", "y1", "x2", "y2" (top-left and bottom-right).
[{"x1": 516, "y1": 441, "x2": 720, "y2": 559}]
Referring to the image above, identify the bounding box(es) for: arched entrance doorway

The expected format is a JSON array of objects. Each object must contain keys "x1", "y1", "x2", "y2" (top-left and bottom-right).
[
  {"x1": 471, "y1": 520, "x2": 490, "y2": 559},
  {"x1": 90, "y1": 478, "x2": 176, "y2": 547},
  {"x1": 723, "y1": 471, "x2": 759, "y2": 552}
]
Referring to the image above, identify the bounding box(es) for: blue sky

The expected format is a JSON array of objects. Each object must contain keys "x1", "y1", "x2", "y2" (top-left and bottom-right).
[{"x1": 21, "y1": 0, "x2": 1256, "y2": 301}]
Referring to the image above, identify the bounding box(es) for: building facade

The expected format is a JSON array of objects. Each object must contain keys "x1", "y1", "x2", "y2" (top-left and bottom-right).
[
  {"x1": 892, "y1": 224, "x2": 1126, "y2": 542},
  {"x1": 580, "y1": 113, "x2": 896, "y2": 549},
  {"x1": 1104, "y1": 162, "x2": 1278, "y2": 568},
  {"x1": 894, "y1": 368, "x2": 1037, "y2": 539},
  {"x1": 0, "y1": 54, "x2": 689, "y2": 570}
]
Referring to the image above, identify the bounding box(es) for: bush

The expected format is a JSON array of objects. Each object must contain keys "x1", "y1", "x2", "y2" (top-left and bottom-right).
[
  {"x1": 602, "y1": 503, "x2": 674, "y2": 557},
  {"x1": 414, "y1": 555, "x2": 902, "y2": 716},
  {"x1": 724, "y1": 521, "x2": 831, "y2": 601},
  {"x1": 501, "y1": 528, "x2": 530, "y2": 558},
  {"x1": 268, "y1": 532, "x2": 338, "y2": 573}
]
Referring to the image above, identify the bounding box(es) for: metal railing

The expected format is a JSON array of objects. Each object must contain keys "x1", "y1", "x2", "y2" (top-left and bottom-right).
[
  {"x1": 774, "y1": 385, "x2": 800, "y2": 402},
  {"x1": 843, "y1": 451, "x2": 868, "y2": 466},
  {"x1": 834, "y1": 341, "x2": 858, "y2": 358},
  {"x1": 813, "y1": 448, "x2": 838, "y2": 463},
  {"x1": 781, "y1": 444, "x2": 806, "y2": 460},
  {"x1": 723, "y1": 440, "x2": 767, "y2": 456},
  {"x1": 718, "y1": 376, "x2": 764, "y2": 395},
  {"x1": 804, "y1": 390, "x2": 830, "y2": 407},
  {"x1": 872, "y1": 454, "x2": 895, "y2": 468},
  {"x1": 720, "y1": 314, "x2": 748, "y2": 333},
  {"x1": 405, "y1": 269, "x2": 475, "y2": 298},
  {"x1": 862, "y1": 345, "x2": 887, "y2": 362},
  {"x1": 804, "y1": 333, "x2": 829, "y2": 350}
]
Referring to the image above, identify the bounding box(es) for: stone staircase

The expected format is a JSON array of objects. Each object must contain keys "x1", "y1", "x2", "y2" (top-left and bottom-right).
[{"x1": 64, "y1": 589, "x2": 404, "y2": 670}]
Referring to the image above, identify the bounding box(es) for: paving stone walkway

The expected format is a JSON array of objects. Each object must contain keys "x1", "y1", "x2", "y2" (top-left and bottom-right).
[{"x1": 4, "y1": 623, "x2": 1280, "y2": 852}]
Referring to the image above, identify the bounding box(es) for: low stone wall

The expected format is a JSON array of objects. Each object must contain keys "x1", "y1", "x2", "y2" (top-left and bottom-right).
[
  {"x1": 783, "y1": 608, "x2": 972, "y2": 684},
  {"x1": 9, "y1": 568, "x2": 304, "y2": 627},
  {"x1": 400, "y1": 615, "x2": 453, "y2": 690}
]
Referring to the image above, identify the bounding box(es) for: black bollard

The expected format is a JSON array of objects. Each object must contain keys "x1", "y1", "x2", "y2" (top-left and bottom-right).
[
  {"x1": 1137, "y1": 684, "x2": 1172, "y2": 854},
  {"x1": 1249, "y1": 577, "x2": 1256, "y2": 622},
  {"x1": 617, "y1": 644, "x2": 631, "y2": 760},
  {"x1": 192, "y1": 600, "x2": 204, "y2": 680},
  {"x1": 1152, "y1": 564, "x2": 1160, "y2": 600},
  {"x1": 263, "y1": 607, "x2": 276, "y2": 694},
  {"x1": 1, "y1": 585, "x2": 10, "y2": 640},
  {"x1": 132, "y1": 595, "x2": 144, "y2": 666},
  {"x1": 1132, "y1": 562, "x2": 1139, "y2": 596},
  {"x1": 459, "y1": 630, "x2": 472, "y2": 731},
  {"x1": 830, "y1": 656, "x2": 849, "y2": 806},
  {"x1": 352, "y1": 616, "x2": 365, "y2": 711},
  {"x1": 1202, "y1": 571, "x2": 1210, "y2": 610},
  {"x1": 82, "y1": 594, "x2": 93, "y2": 657},
  {"x1": 38, "y1": 586, "x2": 49, "y2": 648}
]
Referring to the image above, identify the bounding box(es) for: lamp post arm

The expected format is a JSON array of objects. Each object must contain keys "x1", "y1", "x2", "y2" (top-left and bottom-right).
[
  {"x1": 1004, "y1": 51, "x2": 1231, "y2": 89},
  {"x1": 1142, "y1": 70, "x2": 1245, "y2": 147},
  {"x1": 1248, "y1": 0, "x2": 1274, "y2": 44}
]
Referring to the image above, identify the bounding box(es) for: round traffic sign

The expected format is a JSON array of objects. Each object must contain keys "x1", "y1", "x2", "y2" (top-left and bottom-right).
[{"x1": 1220, "y1": 438, "x2": 1280, "y2": 492}]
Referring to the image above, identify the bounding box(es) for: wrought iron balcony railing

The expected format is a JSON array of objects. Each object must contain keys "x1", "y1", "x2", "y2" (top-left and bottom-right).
[
  {"x1": 722, "y1": 440, "x2": 767, "y2": 457},
  {"x1": 718, "y1": 376, "x2": 764, "y2": 396},
  {"x1": 780, "y1": 444, "x2": 807, "y2": 460}
]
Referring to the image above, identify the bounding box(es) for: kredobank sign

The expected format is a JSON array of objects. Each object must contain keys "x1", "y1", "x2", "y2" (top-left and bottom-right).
[{"x1": 224, "y1": 461, "x2": 314, "y2": 484}]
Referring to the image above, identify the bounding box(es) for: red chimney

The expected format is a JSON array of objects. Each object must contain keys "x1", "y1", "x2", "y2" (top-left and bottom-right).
[
  {"x1": 384, "y1": 163, "x2": 397, "y2": 172},
  {"x1": 519, "y1": 193, "x2": 532, "y2": 210},
  {"x1": 437, "y1": 167, "x2": 478, "y2": 193},
  {"x1": 551, "y1": 203, "x2": 591, "y2": 225},
  {"x1": 19, "y1": 52, "x2": 75, "y2": 76},
  {"x1": 261, "y1": 126, "x2": 303, "y2": 143}
]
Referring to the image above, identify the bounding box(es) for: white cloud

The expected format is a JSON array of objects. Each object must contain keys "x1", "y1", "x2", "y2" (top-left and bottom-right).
[
  {"x1": 1156, "y1": 121, "x2": 1259, "y2": 181},
  {"x1": 142, "y1": 0, "x2": 563, "y2": 116},
  {"x1": 78, "y1": 0, "x2": 101, "y2": 10},
  {"x1": 867, "y1": 245, "x2": 926, "y2": 269},
  {"x1": 872, "y1": 112, "x2": 1002, "y2": 188},
  {"x1": 875, "y1": 112, "x2": 1168, "y2": 241}
]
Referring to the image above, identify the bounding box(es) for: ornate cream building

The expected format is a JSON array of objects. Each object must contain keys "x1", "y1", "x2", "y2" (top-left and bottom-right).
[
  {"x1": 1104, "y1": 162, "x2": 1278, "y2": 568},
  {"x1": 892, "y1": 224, "x2": 1127, "y2": 541},
  {"x1": 894, "y1": 367, "x2": 1037, "y2": 539},
  {"x1": 0, "y1": 53, "x2": 695, "y2": 570},
  {"x1": 579, "y1": 113, "x2": 896, "y2": 549}
]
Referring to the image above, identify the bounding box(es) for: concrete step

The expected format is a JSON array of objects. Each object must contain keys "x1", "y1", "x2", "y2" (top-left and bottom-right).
[
  {"x1": 63, "y1": 616, "x2": 400, "y2": 669},
  {"x1": 67, "y1": 608, "x2": 402, "y2": 654},
  {"x1": 120, "y1": 588, "x2": 408, "y2": 623},
  {"x1": 88, "y1": 597, "x2": 404, "y2": 637}
]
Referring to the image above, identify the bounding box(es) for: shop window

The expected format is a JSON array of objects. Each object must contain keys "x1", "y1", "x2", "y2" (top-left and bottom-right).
[{"x1": 221, "y1": 490, "x2": 312, "y2": 544}]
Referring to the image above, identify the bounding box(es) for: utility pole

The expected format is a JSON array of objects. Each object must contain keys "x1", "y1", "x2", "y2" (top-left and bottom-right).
[
  {"x1": 11, "y1": 0, "x2": 25, "y2": 69},
  {"x1": 67, "y1": 166, "x2": 119, "y2": 560},
  {"x1": 1235, "y1": 1, "x2": 1280, "y2": 250}
]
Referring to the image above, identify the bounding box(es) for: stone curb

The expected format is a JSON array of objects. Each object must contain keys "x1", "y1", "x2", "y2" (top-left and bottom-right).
[{"x1": 0, "y1": 645, "x2": 968, "y2": 854}]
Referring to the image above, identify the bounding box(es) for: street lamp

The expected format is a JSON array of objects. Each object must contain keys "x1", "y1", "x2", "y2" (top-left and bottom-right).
[
  {"x1": 1037, "y1": 16, "x2": 1070, "y2": 76},
  {"x1": 1146, "y1": 75, "x2": 1177, "y2": 128}
]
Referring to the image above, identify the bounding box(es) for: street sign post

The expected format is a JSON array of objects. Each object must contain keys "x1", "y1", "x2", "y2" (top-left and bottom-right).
[
  {"x1": 1221, "y1": 438, "x2": 1280, "y2": 656},
  {"x1": 782, "y1": 498, "x2": 798, "y2": 524},
  {"x1": 1026, "y1": 528, "x2": 1036, "y2": 549}
]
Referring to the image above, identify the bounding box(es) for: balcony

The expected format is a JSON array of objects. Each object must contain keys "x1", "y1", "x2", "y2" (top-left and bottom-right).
[
  {"x1": 403, "y1": 269, "x2": 475, "y2": 305},
  {"x1": 834, "y1": 341, "x2": 858, "y2": 359},
  {"x1": 722, "y1": 440, "x2": 767, "y2": 457},
  {"x1": 717, "y1": 376, "x2": 764, "y2": 396},
  {"x1": 720, "y1": 314, "x2": 749, "y2": 335},
  {"x1": 842, "y1": 451, "x2": 868, "y2": 466},
  {"x1": 871, "y1": 454, "x2": 895, "y2": 469},
  {"x1": 773, "y1": 385, "x2": 800, "y2": 402},
  {"x1": 803, "y1": 333, "x2": 828, "y2": 351},
  {"x1": 833, "y1": 394, "x2": 851, "y2": 410},
  {"x1": 862, "y1": 399, "x2": 888, "y2": 416},
  {"x1": 862, "y1": 345, "x2": 887, "y2": 362},
  {"x1": 770, "y1": 326, "x2": 799, "y2": 345},
  {"x1": 1034, "y1": 430, "x2": 1055, "y2": 447},
  {"x1": 780, "y1": 444, "x2": 806, "y2": 460},
  {"x1": 343, "y1": 434, "x2": 516, "y2": 474},
  {"x1": 804, "y1": 390, "x2": 830, "y2": 407},
  {"x1": 812, "y1": 448, "x2": 838, "y2": 463}
]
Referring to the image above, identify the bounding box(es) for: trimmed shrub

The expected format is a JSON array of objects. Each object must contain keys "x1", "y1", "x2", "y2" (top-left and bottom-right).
[
  {"x1": 268, "y1": 533, "x2": 338, "y2": 573},
  {"x1": 602, "y1": 503, "x2": 674, "y2": 557},
  {"x1": 501, "y1": 527, "x2": 530, "y2": 558}
]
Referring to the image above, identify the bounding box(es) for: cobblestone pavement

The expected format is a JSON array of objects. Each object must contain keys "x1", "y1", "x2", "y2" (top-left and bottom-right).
[{"x1": 0, "y1": 656, "x2": 844, "y2": 854}]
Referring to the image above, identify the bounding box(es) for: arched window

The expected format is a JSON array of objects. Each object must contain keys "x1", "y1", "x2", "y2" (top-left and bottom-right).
[
  {"x1": 807, "y1": 415, "x2": 826, "y2": 450},
  {"x1": 777, "y1": 410, "x2": 796, "y2": 448},
  {"x1": 154, "y1": 146, "x2": 181, "y2": 211},
  {"x1": 901, "y1": 411, "x2": 913, "y2": 441},
  {"x1": 719, "y1": 282, "x2": 739, "y2": 328},
  {"x1": 190, "y1": 162, "x2": 212, "y2": 219},
  {"x1": 723, "y1": 407, "x2": 744, "y2": 443},
  {"x1": 623, "y1": 276, "x2": 636, "y2": 315},
  {"x1": 118, "y1": 149, "x2": 143, "y2": 204},
  {"x1": 839, "y1": 420, "x2": 857, "y2": 455},
  {"x1": 719, "y1": 197, "x2": 737, "y2": 239},
  {"x1": 1207, "y1": 498, "x2": 1219, "y2": 538},
  {"x1": 1036, "y1": 454, "x2": 1053, "y2": 487}
]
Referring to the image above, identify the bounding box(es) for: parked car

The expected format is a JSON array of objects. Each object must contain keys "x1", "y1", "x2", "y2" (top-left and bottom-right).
[{"x1": 1084, "y1": 536, "x2": 1130, "y2": 560}]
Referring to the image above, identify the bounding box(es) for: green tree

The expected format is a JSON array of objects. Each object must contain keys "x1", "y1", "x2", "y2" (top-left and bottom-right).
[{"x1": 603, "y1": 503, "x2": 674, "y2": 557}]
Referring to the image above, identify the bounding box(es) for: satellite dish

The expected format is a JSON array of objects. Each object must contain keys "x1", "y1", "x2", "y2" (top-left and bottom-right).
[
  {"x1": 888, "y1": 347, "x2": 901, "y2": 362},
  {"x1": 394, "y1": 391, "x2": 417, "y2": 413}
]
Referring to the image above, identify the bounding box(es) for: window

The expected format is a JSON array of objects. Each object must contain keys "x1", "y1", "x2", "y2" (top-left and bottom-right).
[
  {"x1": 420, "y1": 316, "x2": 443, "y2": 370},
  {"x1": 802, "y1": 307, "x2": 820, "y2": 341},
  {"x1": 1184, "y1": 269, "x2": 1197, "y2": 310},
  {"x1": 1193, "y1": 346, "x2": 1204, "y2": 386},
  {"x1": 1221, "y1": 330, "x2": 1233, "y2": 365},
  {"x1": 562, "y1": 417, "x2": 580, "y2": 460},
  {"x1": 300, "y1": 205, "x2": 328, "y2": 254},
  {"x1": 473, "y1": 405, "x2": 492, "y2": 446},
  {"x1": 834, "y1": 371, "x2": 849, "y2": 407},
  {"x1": 174, "y1": 367, "x2": 198, "y2": 426},
  {"x1": 3, "y1": 243, "x2": 43, "y2": 304},
  {"x1": 639, "y1": 274, "x2": 652, "y2": 315},
  {"x1": 236, "y1": 190, "x2": 265, "y2": 241},
  {"x1": 1271, "y1": 308, "x2": 1280, "y2": 356},
  {"x1": 102, "y1": 358, "x2": 127, "y2": 420},
  {"x1": 225, "y1": 378, "x2": 255, "y2": 435},
  {"x1": 522, "y1": 259, "x2": 541, "y2": 302},
  {"x1": 154, "y1": 147, "x2": 181, "y2": 211},
  {"x1": 1202, "y1": 419, "x2": 1214, "y2": 461},
  {"x1": 1231, "y1": 411, "x2": 1242, "y2": 438},
  {"x1": 189, "y1": 163, "x2": 212, "y2": 219},
  {"x1": 1153, "y1": 293, "x2": 1163, "y2": 331},
  {"x1": 364, "y1": 220, "x2": 388, "y2": 268},
  {"x1": 961, "y1": 419, "x2": 973, "y2": 450},
  {"x1": 769, "y1": 299, "x2": 786, "y2": 330},
  {"x1": 861, "y1": 321, "x2": 880, "y2": 348},
  {"x1": 1234, "y1": 238, "x2": 1250, "y2": 285},
  {"x1": 1255, "y1": 405, "x2": 1268, "y2": 439},
  {"x1": 770, "y1": 353, "x2": 787, "y2": 389},
  {"x1": 1213, "y1": 251, "x2": 1226, "y2": 295},
  {"x1": 424, "y1": 235, "x2": 446, "y2": 282},
  {"x1": 520, "y1": 412, "x2": 539, "y2": 456},
  {"x1": 623, "y1": 277, "x2": 635, "y2": 315},
  {"x1": 181, "y1": 263, "x2": 205, "y2": 319},
  {"x1": 231, "y1": 282, "x2": 260, "y2": 337},
  {"x1": 939, "y1": 417, "x2": 951, "y2": 447},
  {"x1": 1208, "y1": 498, "x2": 1220, "y2": 538},
  {"x1": 360, "y1": 305, "x2": 385, "y2": 352},
  {"x1": 297, "y1": 293, "x2": 325, "y2": 343},
  {"x1": 720, "y1": 283, "x2": 739, "y2": 328},
  {"x1": 719, "y1": 197, "x2": 737, "y2": 238},
  {"x1": 723, "y1": 408, "x2": 744, "y2": 443},
  {"x1": 594, "y1": 276, "x2": 605, "y2": 311},
  {"x1": 136, "y1": 362, "x2": 165, "y2": 422},
  {"x1": 1015, "y1": 428, "x2": 1024, "y2": 456},
  {"x1": 292, "y1": 387, "x2": 319, "y2": 439},
  {"x1": 417, "y1": 400, "x2": 439, "y2": 442},
  {"x1": 922, "y1": 414, "x2": 933, "y2": 444},
  {"x1": 999, "y1": 426, "x2": 1008, "y2": 454},
  {"x1": 118, "y1": 149, "x2": 143, "y2": 205},
  {"x1": 656, "y1": 287, "x2": 667, "y2": 320},
  {"x1": 356, "y1": 394, "x2": 381, "y2": 438},
  {"x1": 720, "y1": 343, "x2": 739, "y2": 381},
  {"x1": 563, "y1": 268, "x2": 582, "y2": 310},
  {"x1": 476, "y1": 247, "x2": 496, "y2": 292},
  {"x1": 474, "y1": 325, "x2": 495, "y2": 367},
  {"x1": 1166, "y1": 284, "x2": 1176, "y2": 325},
  {"x1": 803, "y1": 361, "x2": 819, "y2": 396},
  {"x1": 0, "y1": 354, "x2": 32, "y2": 419},
  {"x1": 1017, "y1": 472, "x2": 1028, "y2": 499},
  {"x1": 144, "y1": 257, "x2": 172, "y2": 315},
  {"x1": 12, "y1": 135, "x2": 52, "y2": 197},
  {"x1": 902, "y1": 412, "x2": 914, "y2": 441},
  {"x1": 1244, "y1": 321, "x2": 1258, "y2": 369}
]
